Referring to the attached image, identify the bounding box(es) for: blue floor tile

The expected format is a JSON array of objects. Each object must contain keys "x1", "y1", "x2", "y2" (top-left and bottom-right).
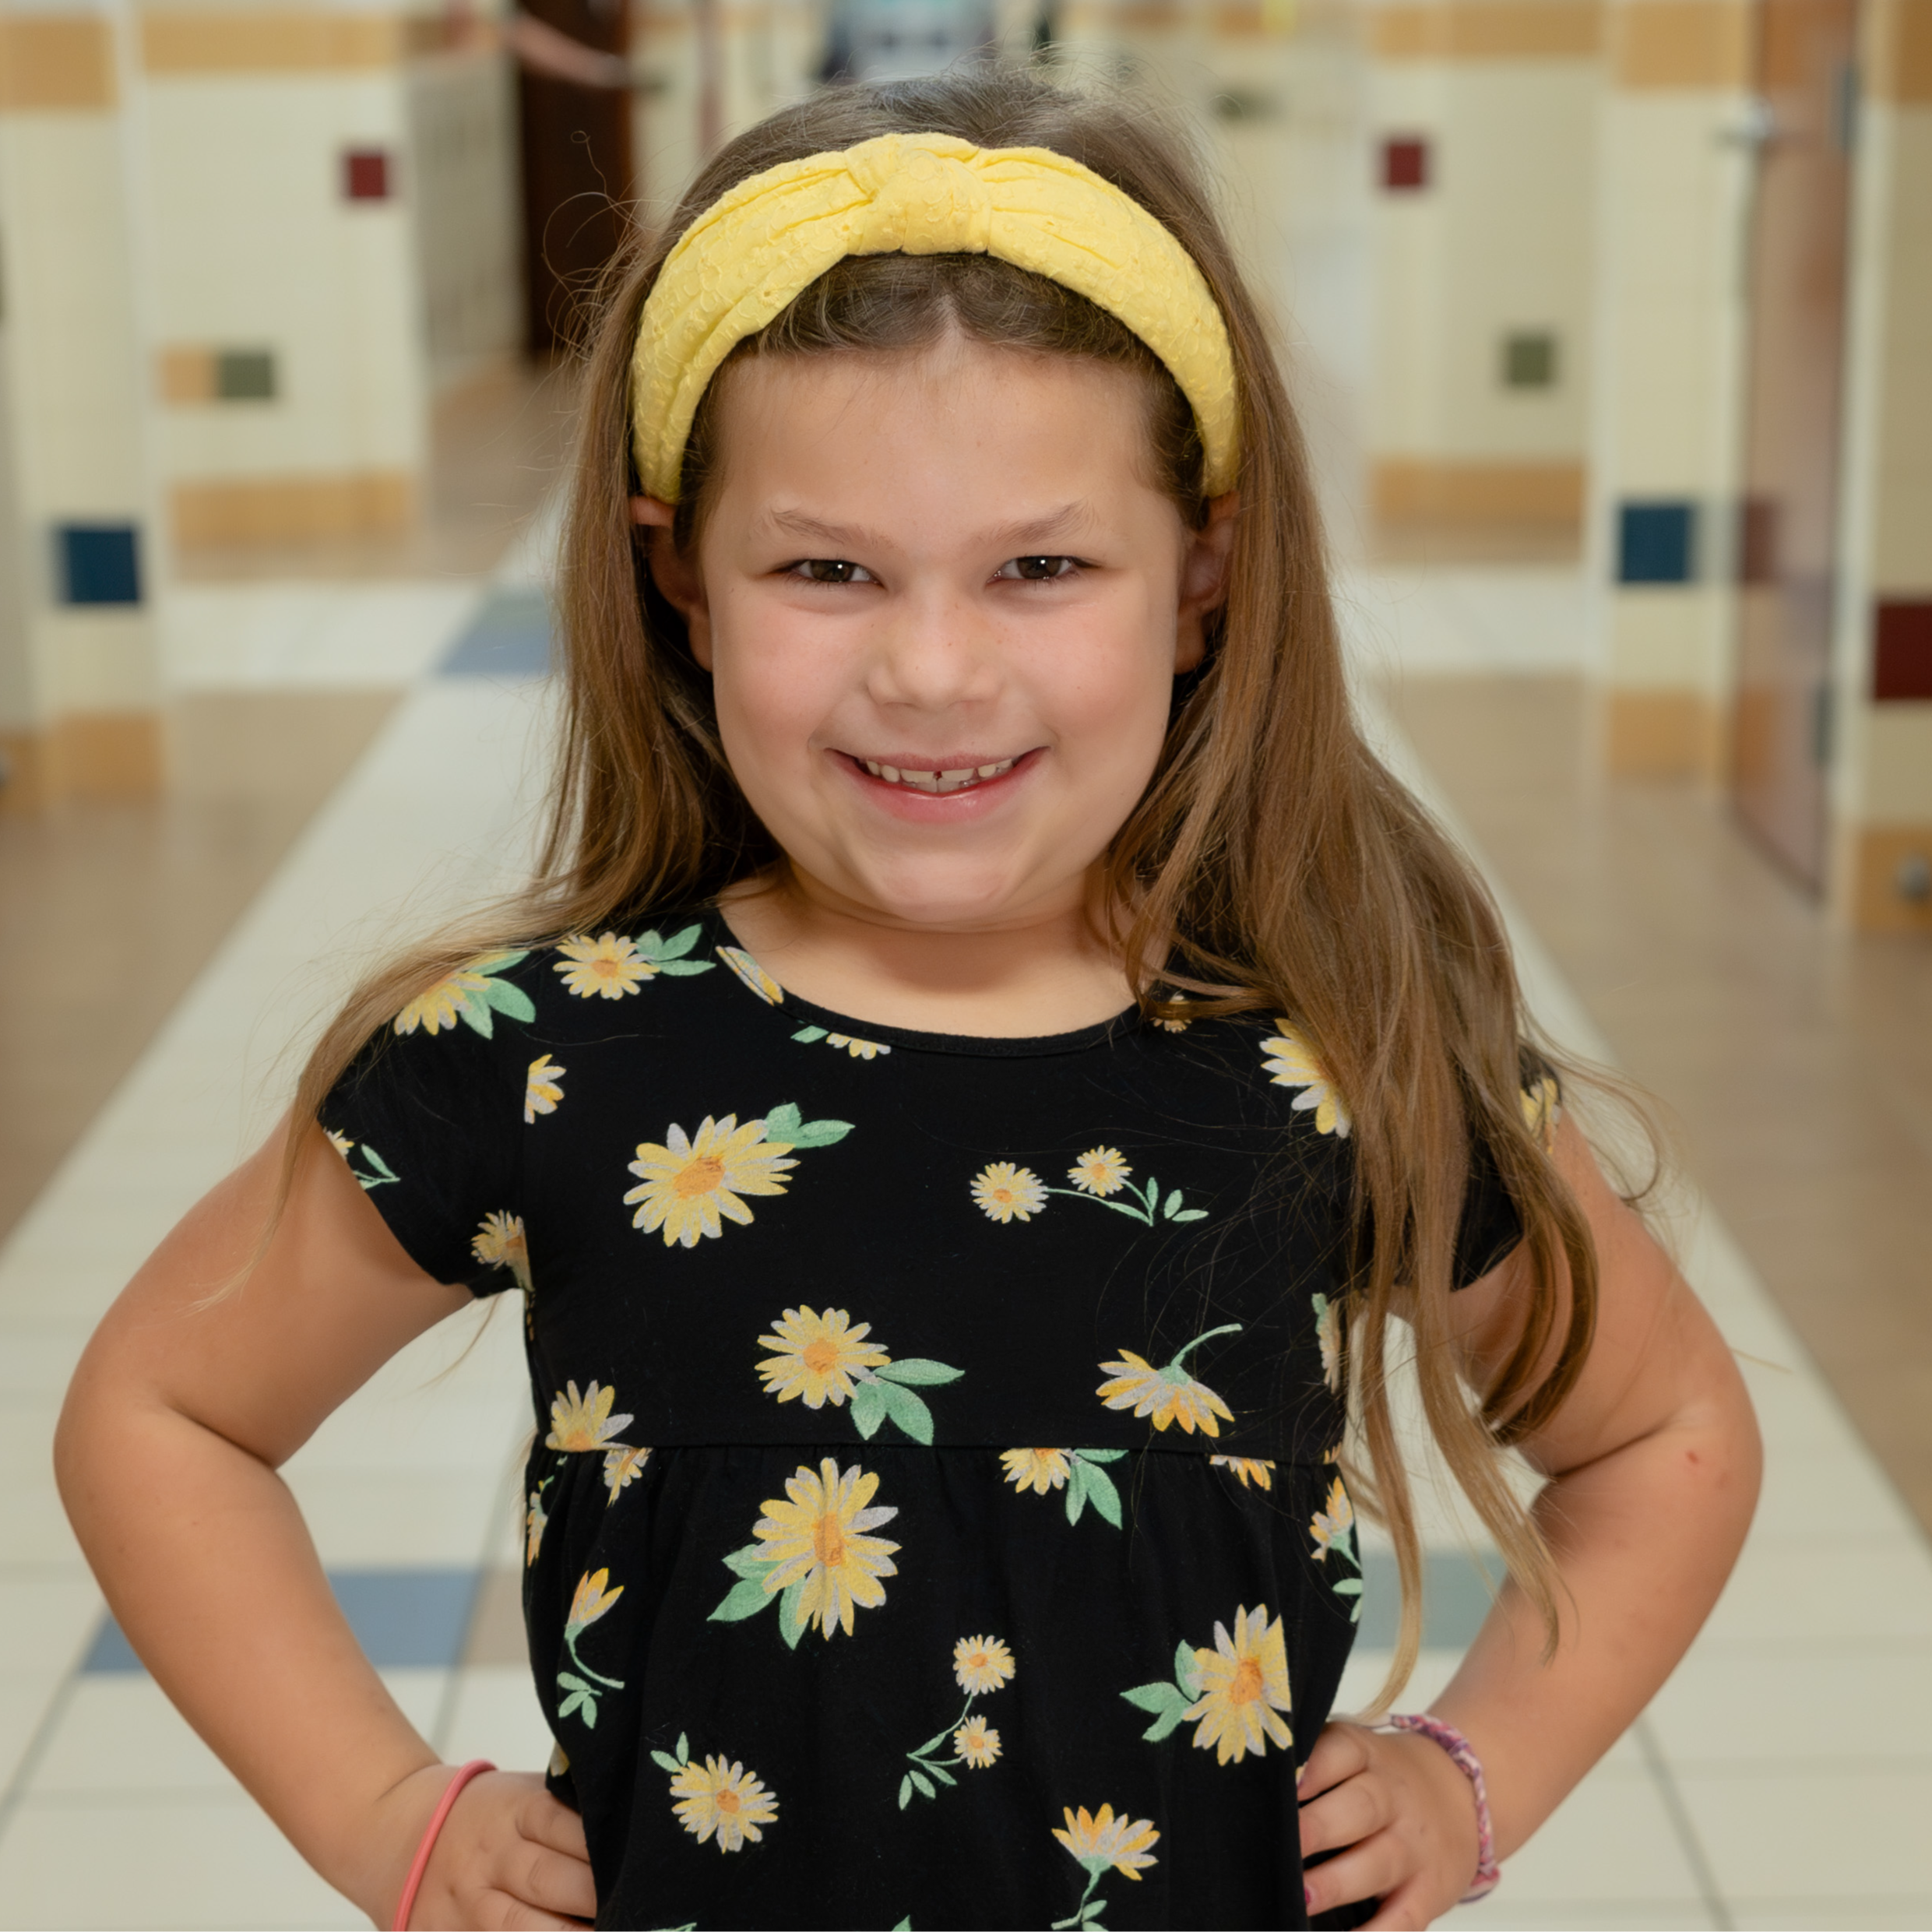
[
  {"x1": 439, "y1": 586, "x2": 551, "y2": 679},
  {"x1": 83, "y1": 1567, "x2": 485, "y2": 1673},
  {"x1": 1357, "y1": 1549, "x2": 1500, "y2": 1649}
]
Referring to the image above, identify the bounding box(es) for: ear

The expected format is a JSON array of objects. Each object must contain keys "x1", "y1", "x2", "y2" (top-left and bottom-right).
[
  {"x1": 632, "y1": 496, "x2": 713, "y2": 668},
  {"x1": 1174, "y1": 492, "x2": 1239, "y2": 674}
]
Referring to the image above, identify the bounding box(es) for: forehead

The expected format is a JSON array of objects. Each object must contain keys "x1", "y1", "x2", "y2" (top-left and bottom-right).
[{"x1": 704, "y1": 337, "x2": 1164, "y2": 510}]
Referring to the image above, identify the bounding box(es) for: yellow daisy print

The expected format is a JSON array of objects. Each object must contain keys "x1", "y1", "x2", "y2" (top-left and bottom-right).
[
  {"x1": 955, "y1": 1716, "x2": 1000, "y2": 1768},
  {"x1": 1054, "y1": 1802, "x2": 1160, "y2": 1877},
  {"x1": 557, "y1": 1567, "x2": 625, "y2": 1726},
  {"x1": 1185, "y1": 1603, "x2": 1293, "y2": 1765},
  {"x1": 972, "y1": 1161, "x2": 1048, "y2": 1223},
  {"x1": 755, "y1": 1307, "x2": 889, "y2": 1409},
  {"x1": 1000, "y1": 1448, "x2": 1072, "y2": 1494},
  {"x1": 954, "y1": 1635, "x2": 1016, "y2": 1696},
  {"x1": 1311, "y1": 1474, "x2": 1356, "y2": 1558},
  {"x1": 1522, "y1": 1072, "x2": 1561, "y2": 1148},
  {"x1": 717, "y1": 944, "x2": 783, "y2": 1006},
  {"x1": 554, "y1": 932, "x2": 653, "y2": 1001},
  {"x1": 828, "y1": 1032, "x2": 889, "y2": 1060},
  {"x1": 525, "y1": 1481, "x2": 549, "y2": 1567},
  {"x1": 603, "y1": 1444, "x2": 650, "y2": 1499},
  {"x1": 1068, "y1": 1147, "x2": 1131, "y2": 1196},
  {"x1": 525, "y1": 1054, "x2": 565, "y2": 1123},
  {"x1": 625, "y1": 1114, "x2": 797, "y2": 1248},
  {"x1": 1097, "y1": 1323, "x2": 1240, "y2": 1437},
  {"x1": 667, "y1": 1752, "x2": 779, "y2": 1852},
  {"x1": 1259, "y1": 1019, "x2": 1352, "y2": 1137},
  {"x1": 1313, "y1": 1292, "x2": 1343, "y2": 1392},
  {"x1": 751, "y1": 1456, "x2": 900, "y2": 1639},
  {"x1": 394, "y1": 952, "x2": 533, "y2": 1040},
  {"x1": 325, "y1": 1128, "x2": 354, "y2": 1159},
  {"x1": 1210, "y1": 1455, "x2": 1276, "y2": 1490},
  {"x1": 472, "y1": 1212, "x2": 531, "y2": 1293},
  {"x1": 547, "y1": 1379, "x2": 635, "y2": 1452}
]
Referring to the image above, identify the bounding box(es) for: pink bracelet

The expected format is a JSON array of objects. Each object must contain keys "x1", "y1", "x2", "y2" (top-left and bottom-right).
[
  {"x1": 1381, "y1": 1714, "x2": 1501, "y2": 1902},
  {"x1": 391, "y1": 1759, "x2": 496, "y2": 1931}
]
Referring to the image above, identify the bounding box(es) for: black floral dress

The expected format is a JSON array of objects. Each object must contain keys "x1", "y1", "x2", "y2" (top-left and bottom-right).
[{"x1": 324, "y1": 904, "x2": 1527, "y2": 1932}]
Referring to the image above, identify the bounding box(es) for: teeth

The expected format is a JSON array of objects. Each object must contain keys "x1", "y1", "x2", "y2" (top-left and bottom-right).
[{"x1": 858, "y1": 756, "x2": 1017, "y2": 793}]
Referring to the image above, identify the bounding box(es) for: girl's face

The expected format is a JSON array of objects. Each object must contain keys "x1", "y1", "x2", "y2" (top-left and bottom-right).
[{"x1": 643, "y1": 336, "x2": 1234, "y2": 934}]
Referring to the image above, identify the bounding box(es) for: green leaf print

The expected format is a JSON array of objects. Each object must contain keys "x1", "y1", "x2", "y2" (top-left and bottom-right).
[
  {"x1": 1121, "y1": 1680, "x2": 1193, "y2": 1742},
  {"x1": 333, "y1": 1139, "x2": 399, "y2": 1191},
  {"x1": 764, "y1": 1100, "x2": 853, "y2": 1148},
  {"x1": 850, "y1": 1379, "x2": 887, "y2": 1439},
  {"x1": 791, "y1": 1026, "x2": 829, "y2": 1043},
  {"x1": 1174, "y1": 1638, "x2": 1202, "y2": 1698},
  {"x1": 778, "y1": 1578, "x2": 808, "y2": 1649},
  {"x1": 1067, "y1": 1458, "x2": 1124, "y2": 1528},
  {"x1": 876, "y1": 1381, "x2": 934, "y2": 1445},
  {"x1": 873, "y1": 1359, "x2": 965, "y2": 1388},
  {"x1": 709, "y1": 1575, "x2": 776, "y2": 1622},
  {"x1": 638, "y1": 924, "x2": 713, "y2": 975}
]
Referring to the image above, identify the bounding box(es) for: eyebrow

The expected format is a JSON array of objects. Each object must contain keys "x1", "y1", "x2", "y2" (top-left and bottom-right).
[{"x1": 761, "y1": 503, "x2": 1098, "y2": 553}]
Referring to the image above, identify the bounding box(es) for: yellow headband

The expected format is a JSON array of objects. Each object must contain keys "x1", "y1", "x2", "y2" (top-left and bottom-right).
[{"x1": 630, "y1": 131, "x2": 1240, "y2": 502}]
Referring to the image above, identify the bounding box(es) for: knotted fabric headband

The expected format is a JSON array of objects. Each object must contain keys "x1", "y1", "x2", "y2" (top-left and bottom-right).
[{"x1": 630, "y1": 131, "x2": 1241, "y2": 502}]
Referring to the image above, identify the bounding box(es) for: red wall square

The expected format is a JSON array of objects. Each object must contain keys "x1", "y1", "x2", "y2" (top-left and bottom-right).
[
  {"x1": 1874, "y1": 600, "x2": 1932, "y2": 700},
  {"x1": 1381, "y1": 136, "x2": 1430, "y2": 192},
  {"x1": 343, "y1": 149, "x2": 390, "y2": 201}
]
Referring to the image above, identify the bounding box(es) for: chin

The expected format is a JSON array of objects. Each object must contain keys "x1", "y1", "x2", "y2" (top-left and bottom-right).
[{"x1": 847, "y1": 858, "x2": 1054, "y2": 930}]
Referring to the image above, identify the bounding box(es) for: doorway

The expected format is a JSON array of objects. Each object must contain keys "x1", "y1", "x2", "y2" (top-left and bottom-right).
[
  {"x1": 1730, "y1": 0, "x2": 1859, "y2": 889},
  {"x1": 517, "y1": 0, "x2": 635, "y2": 357}
]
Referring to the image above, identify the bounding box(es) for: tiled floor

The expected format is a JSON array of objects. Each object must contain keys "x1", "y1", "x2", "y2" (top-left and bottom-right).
[{"x1": 1, "y1": 558, "x2": 1929, "y2": 1926}]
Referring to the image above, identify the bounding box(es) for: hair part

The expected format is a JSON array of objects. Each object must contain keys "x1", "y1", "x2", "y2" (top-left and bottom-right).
[{"x1": 285, "y1": 64, "x2": 1611, "y2": 1708}]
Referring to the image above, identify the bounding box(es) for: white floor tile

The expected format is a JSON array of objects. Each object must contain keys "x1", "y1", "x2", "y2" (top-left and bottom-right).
[
  {"x1": 0, "y1": 1483, "x2": 86, "y2": 1568},
  {"x1": 438, "y1": 1664, "x2": 556, "y2": 1770},
  {"x1": 0, "y1": 1791, "x2": 361, "y2": 1930},
  {"x1": 1749, "y1": 1438, "x2": 1924, "y2": 1545},
  {"x1": 1728, "y1": 1901, "x2": 1932, "y2": 1930},
  {"x1": 1481, "y1": 1764, "x2": 1706, "y2": 1902},
  {"x1": 1648, "y1": 1649, "x2": 1932, "y2": 1765},
  {"x1": 1442, "y1": 1902, "x2": 1716, "y2": 1930},
  {"x1": 0, "y1": 1673, "x2": 62, "y2": 1794},
  {"x1": 0, "y1": 1396, "x2": 60, "y2": 1474},
  {"x1": 0, "y1": 1575, "x2": 101, "y2": 1677},
  {"x1": 0, "y1": 1325, "x2": 89, "y2": 1398},
  {"x1": 1697, "y1": 1535, "x2": 1932, "y2": 1648},
  {"x1": 1675, "y1": 1765, "x2": 1932, "y2": 1897},
  {"x1": 26, "y1": 1669, "x2": 446, "y2": 1796},
  {"x1": 280, "y1": 1468, "x2": 506, "y2": 1568}
]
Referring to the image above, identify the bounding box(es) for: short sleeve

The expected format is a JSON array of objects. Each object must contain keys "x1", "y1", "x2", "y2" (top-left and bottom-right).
[
  {"x1": 1451, "y1": 1050, "x2": 1561, "y2": 1289},
  {"x1": 319, "y1": 963, "x2": 532, "y2": 1296}
]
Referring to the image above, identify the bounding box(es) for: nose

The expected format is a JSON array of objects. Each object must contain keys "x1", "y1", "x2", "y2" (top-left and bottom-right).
[{"x1": 864, "y1": 579, "x2": 1002, "y2": 714}]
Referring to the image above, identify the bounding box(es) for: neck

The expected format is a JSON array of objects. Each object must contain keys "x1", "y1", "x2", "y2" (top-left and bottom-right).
[{"x1": 716, "y1": 865, "x2": 1137, "y2": 1038}]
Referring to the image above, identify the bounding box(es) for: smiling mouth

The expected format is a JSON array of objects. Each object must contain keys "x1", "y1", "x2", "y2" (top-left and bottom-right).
[{"x1": 855, "y1": 757, "x2": 1019, "y2": 795}]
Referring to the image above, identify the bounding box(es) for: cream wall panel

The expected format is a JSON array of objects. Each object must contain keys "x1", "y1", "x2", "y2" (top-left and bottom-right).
[
  {"x1": 1870, "y1": 107, "x2": 1932, "y2": 592},
  {"x1": 406, "y1": 50, "x2": 519, "y2": 389},
  {"x1": 1368, "y1": 61, "x2": 1447, "y2": 451},
  {"x1": 1858, "y1": 708, "x2": 1932, "y2": 819},
  {"x1": 1434, "y1": 61, "x2": 1594, "y2": 458},
  {"x1": 142, "y1": 71, "x2": 425, "y2": 480},
  {"x1": 1602, "y1": 589, "x2": 1729, "y2": 692},
  {"x1": 0, "y1": 115, "x2": 146, "y2": 514},
  {"x1": 45, "y1": 610, "x2": 160, "y2": 710}
]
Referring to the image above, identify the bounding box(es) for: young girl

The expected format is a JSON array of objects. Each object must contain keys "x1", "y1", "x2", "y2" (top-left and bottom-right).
[{"x1": 56, "y1": 68, "x2": 1759, "y2": 1932}]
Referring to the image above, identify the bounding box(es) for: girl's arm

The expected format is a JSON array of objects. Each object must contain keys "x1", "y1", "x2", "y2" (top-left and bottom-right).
[
  {"x1": 55, "y1": 1121, "x2": 596, "y2": 1930},
  {"x1": 1297, "y1": 1116, "x2": 1762, "y2": 1929}
]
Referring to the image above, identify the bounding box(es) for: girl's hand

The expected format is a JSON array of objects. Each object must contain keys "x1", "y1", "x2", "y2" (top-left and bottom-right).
[
  {"x1": 1298, "y1": 1721, "x2": 1480, "y2": 1930},
  {"x1": 389, "y1": 1767, "x2": 596, "y2": 1930}
]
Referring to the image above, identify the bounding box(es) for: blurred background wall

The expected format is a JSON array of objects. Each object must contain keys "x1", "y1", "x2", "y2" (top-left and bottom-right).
[{"x1": 1, "y1": 0, "x2": 1926, "y2": 924}]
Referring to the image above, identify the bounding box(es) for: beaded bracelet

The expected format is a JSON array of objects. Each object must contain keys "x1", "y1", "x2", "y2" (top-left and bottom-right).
[
  {"x1": 1381, "y1": 1714, "x2": 1501, "y2": 1902},
  {"x1": 391, "y1": 1758, "x2": 497, "y2": 1932}
]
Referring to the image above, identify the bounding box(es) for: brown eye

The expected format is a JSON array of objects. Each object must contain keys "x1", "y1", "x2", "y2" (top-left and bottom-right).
[
  {"x1": 997, "y1": 555, "x2": 1079, "y2": 582},
  {"x1": 797, "y1": 559, "x2": 872, "y2": 584}
]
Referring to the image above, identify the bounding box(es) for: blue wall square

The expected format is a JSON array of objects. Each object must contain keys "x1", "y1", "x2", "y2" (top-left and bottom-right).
[
  {"x1": 1617, "y1": 501, "x2": 1697, "y2": 585},
  {"x1": 57, "y1": 523, "x2": 143, "y2": 607}
]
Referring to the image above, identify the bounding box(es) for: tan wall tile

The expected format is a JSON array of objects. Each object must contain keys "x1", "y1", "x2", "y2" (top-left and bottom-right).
[
  {"x1": 1843, "y1": 823, "x2": 1932, "y2": 931},
  {"x1": 1603, "y1": 686, "x2": 1725, "y2": 775},
  {"x1": 169, "y1": 470, "x2": 417, "y2": 544},
  {"x1": 140, "y1": 9, "x2": 406, "y2": 75},
  {"x1": 0, "y1": 16, "x2": 116, "y2": 111},
  {"x1": 1372, "y1": 0, "x2": 1601, "y2": 58},
  {"x1": 0, "y1": 713, "x2": 165, "y2": 808},
  {"x1": 1609, "y1": 0, "x2": 1751, "y2": 86},
  {"x1": 155, "y1": 345, "x2": 216, "y2": 405},
  {"x1": 1372, "y1": 456, "x2": 1585, "y2": 520},
  {"x1": 1866, "y1": 0, "x2": 1932, "y2": 102}
]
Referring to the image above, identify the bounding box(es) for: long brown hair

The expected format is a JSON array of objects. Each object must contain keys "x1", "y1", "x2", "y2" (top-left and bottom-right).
[{"x1": 290, "y1": 65, "x2": 1599, "y2": 1704}]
